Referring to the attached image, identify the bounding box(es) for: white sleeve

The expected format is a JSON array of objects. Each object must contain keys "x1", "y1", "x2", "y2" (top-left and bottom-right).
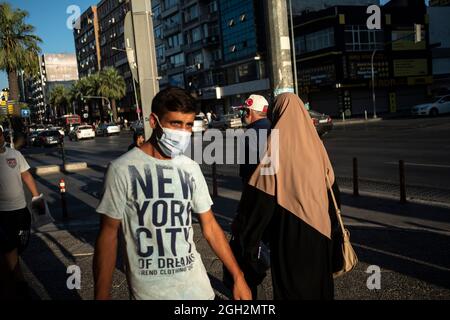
[
  {"x1": 16, "y1": 151, "x2": 30, "y2": 173},
  {"x1": 96, "y1": 163, "x2": 126, "y2": 220},
  {"x1": 191, "y1": 164, "x2": 213, "y2": 214}
]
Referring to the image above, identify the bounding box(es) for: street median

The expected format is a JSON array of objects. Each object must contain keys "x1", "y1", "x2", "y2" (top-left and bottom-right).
[{"x1": 33, "y1": 162, "x2": 88, "y2": 176}]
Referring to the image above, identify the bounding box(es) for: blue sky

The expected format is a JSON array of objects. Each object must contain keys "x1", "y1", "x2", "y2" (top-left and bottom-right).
[
  {"x1": 0, "y1": 0, "x2": 425, "y2": 90},
  {"x1": 0, "y1": 0, "x2": 94, "y2": 89}
]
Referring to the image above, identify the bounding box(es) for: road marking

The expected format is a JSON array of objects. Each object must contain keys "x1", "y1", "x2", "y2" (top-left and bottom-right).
[
  {"x1": 385, "y1": 162, "x2": 450, "y2": 169},
  {"x1": 353, "y1": 243, "x2": 450, "y2": 272}
]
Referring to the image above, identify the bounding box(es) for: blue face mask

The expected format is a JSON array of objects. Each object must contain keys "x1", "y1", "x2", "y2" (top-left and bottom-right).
[{"x1": 154, "y1": 115, "x2": 191, "y2": 158}]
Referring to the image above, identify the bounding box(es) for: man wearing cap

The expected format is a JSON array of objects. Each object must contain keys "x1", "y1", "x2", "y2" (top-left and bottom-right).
[
  {"x1": 239, "y1": 94, "x2": 272, "y2": 185},
  {"x1": 0, "y1": 125, "x2": 42, "y2": 299},
  {"x1": 224, "y1": 95, "x2": 271, "y2": 299}
]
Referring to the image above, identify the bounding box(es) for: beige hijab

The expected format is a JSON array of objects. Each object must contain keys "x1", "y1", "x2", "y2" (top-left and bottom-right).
[{"x1": 248, "y1": 93, "x2": 335, "y2": 239}]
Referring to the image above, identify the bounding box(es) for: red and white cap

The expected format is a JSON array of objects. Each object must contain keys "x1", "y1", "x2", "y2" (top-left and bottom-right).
[{"x1": 244, "y1": 94, "x2": 269, "y2": 113}]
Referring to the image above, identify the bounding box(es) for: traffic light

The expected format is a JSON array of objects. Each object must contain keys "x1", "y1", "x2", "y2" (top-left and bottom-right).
[{"x1": 7, "y1": 104, "x2": 14, "y2": 115}]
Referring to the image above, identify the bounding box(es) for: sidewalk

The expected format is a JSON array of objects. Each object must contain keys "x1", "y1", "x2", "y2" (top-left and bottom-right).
[
  {"x1": 332, "y1": 110, "x2": 413, "y2": 126},
  {"x1": 19, "y1": 165, "x2": 450, "y2": 300}
]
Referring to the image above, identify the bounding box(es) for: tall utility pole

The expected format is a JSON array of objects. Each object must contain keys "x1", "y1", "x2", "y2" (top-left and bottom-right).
[
  {"x1": 264, "y1": 0, "x2": 294, "y2": 97},
  {"x1": 129, "y1": 0, "x2": 159, "y2": 140}
]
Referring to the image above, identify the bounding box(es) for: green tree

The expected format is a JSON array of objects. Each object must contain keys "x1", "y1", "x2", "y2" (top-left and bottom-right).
[
  {"x1": 0, "y1": 2, "x2": 41, "y2": 101},
  {"x1": 98, "y1": 67, "x2": 126, "y2": 122},
  {"x1": 49, "y1": 85, "x2": 70, "y2": 117}
]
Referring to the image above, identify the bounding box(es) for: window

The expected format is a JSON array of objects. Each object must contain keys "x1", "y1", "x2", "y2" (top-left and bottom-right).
[
  {"x1": 167, "y1": 33, "x2": 183, "y2": 48},
  {"x1": 156, "y1": 45, "x2": 165, "y2": 60},
  {"x1": 188, "y1": 26, "x2": 202, "y2": 43},
  {"x1": 345, "y1": 25, "x2": 384, "y2": 52},
  {"x1": 155, "y1": 25, "x2": 163, "y2": 39},
  {"x1": 164, "y1": 0, "x2": 177, "y2": 10},
  {"x1": 165, "y1": 13, "x2": 180, "y2": 28},
  {"x1": 169, "y1": 73, "x2": 185, "y2": 88},
  {"x1": 296, "y1": 28, "x2": 335, "y2": 54},
  {"x1": 169, "y1": 53, "x2": 184, "y2": 67},
  {"x1": 208, "y1": 1, "x2": 218, "y2": 14},
  {"x1": 153, "y1": 4, "x2": 161, "y2": 18},
  {"x1": 185, "y1": 5, "x2": 199, "y2": 23}
]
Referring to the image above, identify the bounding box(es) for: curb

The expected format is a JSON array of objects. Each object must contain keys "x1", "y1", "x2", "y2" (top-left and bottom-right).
[
  {"x1": 340, "y1": 188, "x2": 450, "y2": 210},
  {"x1": 33, "y1": 162, "x2": 88, "y2": 175},
  {"x1": 333, "y1": 118, "x2": 383, "y2": 126}
]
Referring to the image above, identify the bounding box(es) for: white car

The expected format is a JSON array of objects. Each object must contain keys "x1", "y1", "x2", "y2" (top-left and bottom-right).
[
  {"x1": 69, "y1": 125, "x2": 95, "y2": 141},
  {"x1": 96, "y1": 123, "x2": 121, "y2": 136},
  {"x1": 411, "y1": 95, "x2": 450, "y2": 116},
  {"x1": 192, "y1": 115, "x2": 208, "y2": 133}
]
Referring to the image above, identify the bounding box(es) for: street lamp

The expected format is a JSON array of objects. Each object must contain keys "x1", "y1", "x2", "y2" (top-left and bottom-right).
[
  {"x1": 371, "y1": 48, "x2": 378, "y2": 119},
  {"x1": 112, "y1": 46, "x2": 141, "y2": 121},
  {"x1": 288, "y1": 0, "x2": 298, "y2": 95}
]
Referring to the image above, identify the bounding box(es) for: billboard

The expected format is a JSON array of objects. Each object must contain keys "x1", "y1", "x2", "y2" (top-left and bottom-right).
[
  {"x1": 43, "y1": 54, "x2": 79, "y2": 82},
  {"x1": 393, "y1": 59, "x2": 428, "y2": 77}
]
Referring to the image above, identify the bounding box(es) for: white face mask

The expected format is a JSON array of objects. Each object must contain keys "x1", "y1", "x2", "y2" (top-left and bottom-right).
[{"x1": 154, "y1": 115, "x2": 192, "y2": 158}]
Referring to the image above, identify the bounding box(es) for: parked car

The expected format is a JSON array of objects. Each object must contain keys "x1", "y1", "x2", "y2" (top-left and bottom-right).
[
  {"x1": 130, "y1": 120, "x2": 144, "y2": 132},
  {"x1": 308, "y1": 110, "x2": 333, "y2": 137},
  {"x1": 192, "y1": 114, "x2": 208, "y2": 133},
  {"x1": 27, "y1": 131, "x2": 40, "y2": 146},
  {"x1": 210, "y1": 113, "x2": 243, "y2": 130},
  {"x1": 411, "y1": 95, "x2": 450, "y2": 116},
  {"x1": 96, "y1": 123, "x2": 121, "y2": 136},
  {"x1": 35, "y1": 130, "x2": 64, "y2": 147},
  {"x1": 49, "y1": 126, "x2": 65, "y2": 136},
  {"x1": 69, "y1": 125, "x2": 96, "y2": 141}
]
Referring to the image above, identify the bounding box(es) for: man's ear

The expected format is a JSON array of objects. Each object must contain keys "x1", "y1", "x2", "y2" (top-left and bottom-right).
[{"x1": 150, "y1": 113, "x2": 158, "y2": 129}]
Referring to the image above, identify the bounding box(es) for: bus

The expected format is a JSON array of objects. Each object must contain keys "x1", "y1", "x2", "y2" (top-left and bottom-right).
[{"x1": 57, "y1": 114, "x2": 81, "y2": 133}]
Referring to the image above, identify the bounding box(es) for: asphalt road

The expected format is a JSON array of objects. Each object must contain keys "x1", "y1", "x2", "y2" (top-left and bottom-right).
[
  {"x1": 21, "y1": 115, "x2": 450, "y2": 204},
  {"x1": 324, "y1": 115, "x2": 450, "y2": 191}
]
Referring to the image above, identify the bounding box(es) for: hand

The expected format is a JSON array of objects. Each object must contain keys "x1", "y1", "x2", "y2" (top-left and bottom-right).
[{"x1": 232, "y1": 274, "x2": 252, "y2": 300}]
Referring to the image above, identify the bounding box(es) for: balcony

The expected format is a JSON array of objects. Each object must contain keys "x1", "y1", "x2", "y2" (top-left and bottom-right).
[
  {"x1": 161, "y1": 4, "x2": 179, "y2": 19},
  {"x1": 166, "y1": 63, "x2": 186, "y2": 75},
  {"x1": 202, "y1": 35, "x2": 219, "y2": 48},
  {"x1": 165, "y1": 45, "x2": 183, "y2": 57},
  {"x1": 182, "y1": 40, "x2": 203, "y2": 53},
  {"x1": 185, "y1": 63, "x2": 203, "y2": 74},
  {"x1": 163, "y1": 23, "x2": 181, "y2": 37}
]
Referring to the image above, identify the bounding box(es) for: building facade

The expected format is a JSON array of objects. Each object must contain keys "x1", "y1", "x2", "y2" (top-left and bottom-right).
[
  {"x1": 293, "y1": 0, "x2": 431, "y2": 117},
  {"x1": 73, "y1": 5, "x2": 102, "y2": 78},
  {"x1": 30, "y1": 54, "x2": 79, "y2": 121},
  {"x1": 428, "y1": 4, "x2": 450, "y2": 96}
]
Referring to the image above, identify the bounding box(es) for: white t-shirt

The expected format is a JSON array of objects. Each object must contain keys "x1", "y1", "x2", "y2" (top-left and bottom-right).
[
  {"x1": 0, "y1": 147, "x2": 30, "y2": 212},
  {"x1": 97, "y1": 148, "x2": 215, "y2": 300}
]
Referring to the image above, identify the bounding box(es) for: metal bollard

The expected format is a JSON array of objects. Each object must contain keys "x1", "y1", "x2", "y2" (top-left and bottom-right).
[
  {"x1": 212, "y1": 162, "x2": 218, "y2": 198},
  {"x1": 365, "y1": 110, "x2": 368, "y2": 121},
  {"x1": 59, "y1": 178, "x2": 69, "y2": 219},
  {"x1": 353, "y1": 157, "x2": 359, "y2": 196},
  {"x1": 399, "y1": 160, "x2": 406, "y2": 204}
]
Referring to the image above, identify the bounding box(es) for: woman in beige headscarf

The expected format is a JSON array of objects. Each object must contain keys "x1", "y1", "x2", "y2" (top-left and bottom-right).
[{"x1": 233, "y1": 93, "x2": 339, "y2": 300}]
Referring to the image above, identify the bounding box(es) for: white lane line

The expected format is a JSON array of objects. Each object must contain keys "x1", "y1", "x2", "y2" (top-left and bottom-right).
[
  {"x1": 384, "y1": 162, "x2": 450, "y2": 169},
  {"x1": 353, "y1": 243, "x2": 450, "y2": 273}
]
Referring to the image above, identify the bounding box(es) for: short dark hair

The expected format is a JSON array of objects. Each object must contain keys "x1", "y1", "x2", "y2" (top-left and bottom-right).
[
  {"x1": 152, "y1": 87, "x2": 196, "y2": 119},
  {"x1": 133, "y1": 129, "x2": 144, "y2": 142}
]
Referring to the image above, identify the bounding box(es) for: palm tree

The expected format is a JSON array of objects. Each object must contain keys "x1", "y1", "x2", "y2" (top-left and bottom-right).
[
  {"x1": 49, "y1": 85, "x2": 70, "y2": 117},
  {"x1": 0, "y1": 3, "x2": 41, "y2": 101},
  {"x1": 98, "y1": 67, "x2": 126, "y2": 122}
]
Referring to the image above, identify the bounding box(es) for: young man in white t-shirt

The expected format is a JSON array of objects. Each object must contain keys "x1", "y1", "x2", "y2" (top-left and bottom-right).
[
  {"x1": 0, "y1": 125, "x2": 42, "y2": 299},
  {"x1": 94, "y1": 87, "x2": 252, "y2": 300}
]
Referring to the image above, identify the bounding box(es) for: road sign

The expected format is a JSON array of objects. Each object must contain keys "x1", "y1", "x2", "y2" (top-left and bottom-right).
[
  {"x1": 83, "y1": 113, "x2": 89, "y2": 119},
  {"x1": 21, "y1": 108, "x2": 30, "y2": 118},
  {"x1": 124, "y1": 12, "x2": 139, "y2": 84}
]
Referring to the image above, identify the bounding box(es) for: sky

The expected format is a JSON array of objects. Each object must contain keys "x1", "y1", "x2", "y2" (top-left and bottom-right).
[
  {"x1": 0, "y1": 0, "x2": 426, "y2": 90},
  {"x1": 0, "y1": 0, "x2": 94, "y2": 89}
]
